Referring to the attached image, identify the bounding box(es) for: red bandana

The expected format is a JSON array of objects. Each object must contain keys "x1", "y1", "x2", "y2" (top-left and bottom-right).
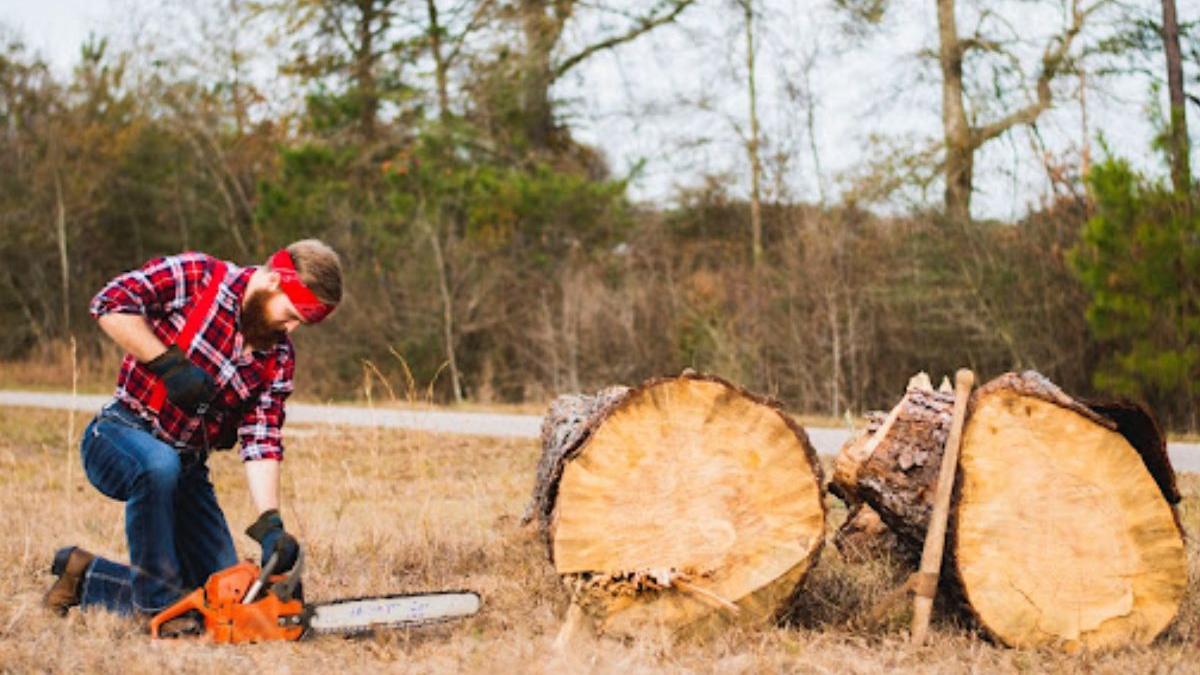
[{"x1": 268, "y1": 249, "x2": 336, "y2": 323}]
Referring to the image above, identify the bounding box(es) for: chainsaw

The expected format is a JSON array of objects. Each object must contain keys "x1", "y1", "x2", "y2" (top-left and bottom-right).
[{"x1": 149, "y1": 551, "x2": 481, "y2": 643}]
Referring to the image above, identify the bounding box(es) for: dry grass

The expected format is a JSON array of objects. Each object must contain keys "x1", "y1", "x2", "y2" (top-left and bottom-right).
[
  {"x1": 1, "y1": 405, "x2": 1199, "y2": 674},
  {"x1": 0, "y1": 346, "x2": 115, "y2": 395}
]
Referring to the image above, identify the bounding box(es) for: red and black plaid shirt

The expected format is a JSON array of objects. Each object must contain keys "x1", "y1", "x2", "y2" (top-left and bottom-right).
[{"x1": 90, "y1": 252, "x2": 295, "y2": 461}]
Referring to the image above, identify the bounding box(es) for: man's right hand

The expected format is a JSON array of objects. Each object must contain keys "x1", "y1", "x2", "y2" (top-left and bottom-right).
[{"x1": 144, "y1": 345, "x2": 215, "y2": 414}]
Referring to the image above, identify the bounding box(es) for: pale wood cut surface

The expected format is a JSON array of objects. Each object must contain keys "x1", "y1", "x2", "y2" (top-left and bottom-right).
[
  {"x1": 953, "y1": 387, "x2": 1187, "y2": 650},
  {"x1": 549, "y1": 375, "x2": 825, "y2": 636}
]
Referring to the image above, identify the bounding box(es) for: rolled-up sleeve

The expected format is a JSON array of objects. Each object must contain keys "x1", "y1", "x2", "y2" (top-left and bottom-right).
[
  {"x1": 238, "y1": 343, "x2": 295, "y2": 462},
  {"x1": 90, "y1": 253, "x2": 209, "y2": 319}
]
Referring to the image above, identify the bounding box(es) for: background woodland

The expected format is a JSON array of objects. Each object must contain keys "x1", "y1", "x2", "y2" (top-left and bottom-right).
[{"x1": 1, "y1": 0, "x2": 1197, "y2": 429}]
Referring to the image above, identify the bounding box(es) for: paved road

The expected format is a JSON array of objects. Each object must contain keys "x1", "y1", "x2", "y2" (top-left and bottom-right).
[
  {"x1": 2, "y1": 389, "x2": 1197, "y2": 471},
  {"x1": 0, "y1": 390, "x2": 543, "y2": 439}
]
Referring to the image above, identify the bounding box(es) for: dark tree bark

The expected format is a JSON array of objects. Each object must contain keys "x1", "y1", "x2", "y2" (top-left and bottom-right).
[
  {"x1": 425, "y1": 0, "x2": 452, "y2": 120},
  {"x1": 518, "y1": 0, "x2": 564, "y2": 150},
  {"x1": 354, "y1": 0, "x2": 382, "y2": 140},
  {"x1": 937, "y1": 0, "x2": 973, "y2": 224},
  {"x1": 1161, "y1": 0, "x2": 1190, "y2": 200}
]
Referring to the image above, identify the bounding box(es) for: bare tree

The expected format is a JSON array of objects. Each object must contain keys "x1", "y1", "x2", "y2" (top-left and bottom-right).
[
  {"x1": 422, "y1": 0, "x2": 494, "y2": 120},
  {"x1": 1079, "y1": 66, "x2": 1090, "y2": 177},
  {"x1": 500, "y1": 0, "x2": 698, "y2": 151},
  {"x1": 799, "y1": 45, "x2": 827, "y2": 206},
  {"x1": 936, "y1": 0, "x2": 1109, "y2": 222},
  {"x1": 1160, "y1": 0, "x2": 1189, "y2": 200},
  {"x1": 264, "y1": 0, "x2": 402, "y2": 141},
  {"x1": 53, "y1": 170, "x2": 69, "y2": 335},
  {"x1": 738, "y1": 0, "x2": 764, "y2": 271},
  {"x1": 417, "y1": 201, "x2": 465, "y2": 402}
]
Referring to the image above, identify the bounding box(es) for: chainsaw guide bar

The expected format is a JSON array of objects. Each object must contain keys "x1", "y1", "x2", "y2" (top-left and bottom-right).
[{"x1": 305, "y1": 592, "x2": 483, "y2": 636}]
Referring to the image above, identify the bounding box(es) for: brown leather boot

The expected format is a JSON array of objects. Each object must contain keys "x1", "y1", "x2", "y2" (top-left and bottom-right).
[{"x1": 43, "y1": 546, "x2": 95, "y2": 616}]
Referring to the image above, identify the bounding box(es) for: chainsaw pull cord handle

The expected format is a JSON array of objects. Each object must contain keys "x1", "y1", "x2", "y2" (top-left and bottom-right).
[{"x1": 242, "y1": 552, "x2": 279, "y2": 605}]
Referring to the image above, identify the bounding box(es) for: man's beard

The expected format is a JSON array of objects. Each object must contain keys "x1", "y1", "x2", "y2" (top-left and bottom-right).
[{"x1": 242, "y1": 289, "x2": 285, "y2": 352}]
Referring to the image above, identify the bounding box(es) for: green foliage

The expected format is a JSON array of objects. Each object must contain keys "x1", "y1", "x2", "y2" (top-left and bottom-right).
[
  {"x1": 1071, "y1": 157, "x2": 1200, "y2": 422},
  {"x1": 383, "y1": 125, "x2": 631, "y2": 265},
  {"x1": 256, "y1": 143, "x2": 360, "y2": 238},
  {"x1": 303, "y1": 90, "x2": 364, "y2": 137}
]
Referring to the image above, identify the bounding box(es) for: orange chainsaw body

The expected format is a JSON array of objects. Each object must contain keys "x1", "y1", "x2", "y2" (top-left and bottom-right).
[{"x1": 149, "y1": 560, "x2": 305, "y2": 643}]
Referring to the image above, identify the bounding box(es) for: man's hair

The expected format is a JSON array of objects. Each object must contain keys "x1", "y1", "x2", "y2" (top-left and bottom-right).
[{"x1": 283, "y1": 239, "x2": 343, "y2": 305}]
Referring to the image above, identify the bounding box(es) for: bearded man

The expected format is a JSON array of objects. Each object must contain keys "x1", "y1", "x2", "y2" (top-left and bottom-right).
[{"x1": 44, "y1": 240, "x2": 342, "y2": 626}]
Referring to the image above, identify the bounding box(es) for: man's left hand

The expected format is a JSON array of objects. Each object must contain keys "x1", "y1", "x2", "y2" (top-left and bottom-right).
[{"x1": 245, "y1": 509, "x2": 300, "y2": 572}]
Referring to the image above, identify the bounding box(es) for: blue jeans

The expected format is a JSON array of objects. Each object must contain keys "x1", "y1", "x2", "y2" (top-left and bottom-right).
[{"x1": 78, "y1": 400, "x2": 237, "y2": 615}]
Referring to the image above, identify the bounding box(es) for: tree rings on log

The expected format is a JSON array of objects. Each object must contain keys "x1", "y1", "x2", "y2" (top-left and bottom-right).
[
  {"x1": 527, "y1": 373, "x2": 826, "y2": 638},
  {"x1": 952, "y1": 372, "x2": 1186, "y2": 650}
]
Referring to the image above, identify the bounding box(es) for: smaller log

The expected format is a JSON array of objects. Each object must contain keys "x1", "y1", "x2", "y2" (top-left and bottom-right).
[
  {"x1": 831, "y1": 379, "x2": 955, "y2": 545},
  {"x1": 829, "y1": 411, "x2": 888, "y2": 505}
]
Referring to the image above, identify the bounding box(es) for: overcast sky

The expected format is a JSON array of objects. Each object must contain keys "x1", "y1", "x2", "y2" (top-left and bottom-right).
[{"x1": 1, "y1": 0, "x2": 1189, "y2": 220}]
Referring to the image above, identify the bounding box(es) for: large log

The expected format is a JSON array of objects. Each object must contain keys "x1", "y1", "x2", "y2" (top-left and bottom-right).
[
  {"x1": 524, "y1": 373, "x2": 826, "y2": 638},
  {"x1": 832, "y1": 371, "x2": 1186, "y2": 650},
  {"x1": 954, "y1": 372, "x2": 1185, "y2": 650}
]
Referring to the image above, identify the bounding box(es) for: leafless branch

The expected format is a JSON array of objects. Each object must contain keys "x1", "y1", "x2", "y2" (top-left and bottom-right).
[
  {"x1": 971, "y1": 0, "x2": 1108, "y2": 147},
  {"x1": 552, "y1": 0, "x2": 696, "y2": 80}
]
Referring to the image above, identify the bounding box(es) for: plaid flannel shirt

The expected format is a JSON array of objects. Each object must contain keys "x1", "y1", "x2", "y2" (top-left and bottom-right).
[{"x1": 90, "y1": 252, "x2": 295, "y2": 461}]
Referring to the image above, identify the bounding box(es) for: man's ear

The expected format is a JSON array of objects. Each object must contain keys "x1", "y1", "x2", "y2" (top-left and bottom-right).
[{"x1": 265, "y1": 270, "x2": 282, "y2": 292}]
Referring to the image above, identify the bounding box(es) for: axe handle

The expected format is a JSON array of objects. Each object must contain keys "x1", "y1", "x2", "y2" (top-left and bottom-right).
[{"x1": 911, "y1": 368, "x2": 974, "y2": 645}]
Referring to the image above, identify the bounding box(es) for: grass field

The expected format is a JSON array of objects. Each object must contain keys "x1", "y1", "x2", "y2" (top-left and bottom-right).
[{"x1": 1, "y1": 404, "x2": 1198, "y2": 674}]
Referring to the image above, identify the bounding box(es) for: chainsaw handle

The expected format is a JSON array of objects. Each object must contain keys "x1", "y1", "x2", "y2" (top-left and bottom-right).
[
  {"x1": 150, "y1": 588, "x2": 215, "y2": 638},
  {"x1": 243, "y1": 552, "x2": 279, "y2": 605}
]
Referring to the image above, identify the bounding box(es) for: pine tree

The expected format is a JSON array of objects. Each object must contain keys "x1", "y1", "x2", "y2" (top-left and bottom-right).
[{"x1": 1071, "y1": 157, "x2": 1200, "y2": 427}]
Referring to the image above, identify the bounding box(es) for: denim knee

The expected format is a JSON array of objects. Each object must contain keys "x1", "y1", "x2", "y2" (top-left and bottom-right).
[{"x1": 137, "y1": 452, "x2": 181, "y2": 494}]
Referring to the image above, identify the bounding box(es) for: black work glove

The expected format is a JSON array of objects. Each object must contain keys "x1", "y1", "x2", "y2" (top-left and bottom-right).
[
  {"x1": 144, "y1": 345, "x2": 215, "y2": 414},
  {"x1": 246, "y1": 509, "x2": 300, "y2": 573}
]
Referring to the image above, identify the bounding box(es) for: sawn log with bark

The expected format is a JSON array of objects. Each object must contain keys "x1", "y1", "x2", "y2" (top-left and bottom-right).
[
  {"x1": 832, "y1": 371, "x2": 1186, "y2": 650},
  {"x1": 523, "y1": 373, "x2": 826, "y2": 638}
]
